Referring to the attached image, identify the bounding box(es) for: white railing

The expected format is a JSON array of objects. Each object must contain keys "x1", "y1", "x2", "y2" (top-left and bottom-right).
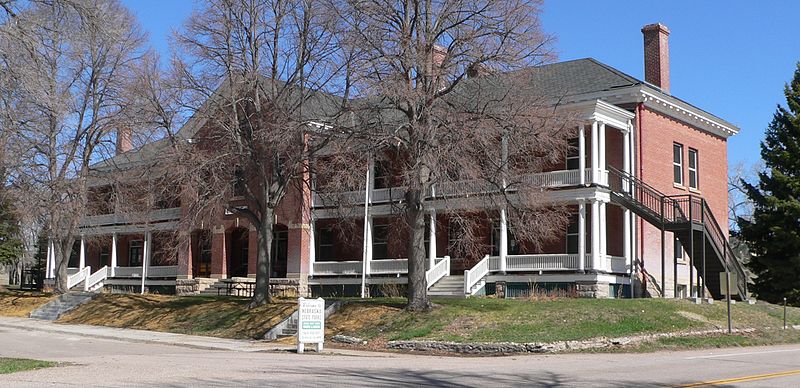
[
  {"x1": 67, "y1": 266, "x2": 91, "y2": 289},
  {"x1": 312, "y1": 168, "x2": 610, "y2": 208},
  {"x1": 464, "y1": 255, "x2": 490, "y2": 295},
  {"x1": 85, "y1": 266, "x2": 108, "y2": 291},
  {"x1": 312, "y1": 261, "x2": 363, "y2": 275},
  {"x1": 67, "y1": 267, "x2": 79, "y2": 276},
  {"x1": 370, "y1": 259, "x2": 408, "y2": 274},
  {"x1": 147, "y1": 266, "x2": 178, "y2": 278},
  {"x1": 114, "y1": 266, "x2": 144, "y2": 278},
  {"x1": 425, "y1": 256, "x2": 450, "y2": 289},
  {"x1": 489, "y1": 254, "x2": 582, "y2": 272},
  {"x1": 80, "y1": 207, "x2": 181, "y2": 227}
]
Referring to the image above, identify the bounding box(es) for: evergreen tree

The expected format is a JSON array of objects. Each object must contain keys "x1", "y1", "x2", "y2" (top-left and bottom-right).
[
  {"x1": 739, "y1": 63, "x2": 800, "y2": 305},
  {"x1": 0, "y1": 193, "x2": 23, "y2": 265}
]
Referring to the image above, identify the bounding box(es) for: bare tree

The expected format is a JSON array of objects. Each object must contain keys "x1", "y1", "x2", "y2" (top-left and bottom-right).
[
  {"x1": 0, "y1": 0, "x2": 146, "y2": 293},
  {"x1": 320, "y1": 0, "x2": 570, "y2": 310},
  {"x1": 166, "y1": 0, "x2": 345, "y2": 307},
  {"x1": 729, "y1": 161, "x2": 761, "y2": 232}
]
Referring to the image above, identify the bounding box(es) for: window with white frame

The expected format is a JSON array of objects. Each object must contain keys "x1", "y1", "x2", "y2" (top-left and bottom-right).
[
  {"x1": 673, "y1": 143, "x2": 684, "y2": 185},
  {"x1": 566, "y1": 138, "x2": 580, "y2": 170},
  {"x1": 566, "y1": 213, "x2": 579, "y2": 254},
  {"x1": 674, "y1": 236, "x2": 684, "y2": 262},
  {"x1": 688, "y1": 148, "x2": 699, "y2": 189}
]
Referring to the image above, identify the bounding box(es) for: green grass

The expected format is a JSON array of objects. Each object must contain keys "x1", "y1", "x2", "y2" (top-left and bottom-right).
[
  {"x1": 328, "y1": 297, "x2": 800, "y2": 346},
  {"x1": 58, "y1": 294, "x2": 297, "y2": 339},
  {"x1": 0, "y1": 358, "x2": 57, "y2": 374}
]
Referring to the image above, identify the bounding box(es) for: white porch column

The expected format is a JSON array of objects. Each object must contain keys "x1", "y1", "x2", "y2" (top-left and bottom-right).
[
  {"x1": 623, "y1": 125, "x2": 632, "y2": 182},
  {"x1": 591, "y1": 120, "x2": 599, "y2": 184},
  {"x1": 141, "y1": 231, "x2": 152, "y2": 294},
  {"x1": 428, "y1": 211, "x2": 437, "y2": 269},
  {"x1": 309, "y1": 219, "x2": 316, "y2": 276},
  {"x1": 110, "y1": 233, "x2": 118, "y2": 277},
  {"x1": 361, "y1": 164, "x2": 372, "y2": 298},
  {"x1": 50, "y1": 240, "x2": 56, "y2": 279},
  {"x1": 499, "y1": 207, "x2": 508, "y2": 274},
  {"x1": 578, "y1": 124, "x2": 586, "y2": 185},
  {"x1": 45, "y1": 240, "x2": 53, "y2": 279},
  {"x1": 79, "y1": 235, "x2": 86, "y2": 269},
  {"x1": 624, "y1": 207, "x2": 632, "y2": 274},
  {"x1": 591, "y1": 199, "x2": 600, "y2": 271},
  {"x1": 598, "y1": 121, "x2": 607, "y2": 185},
  {"x1": 578, "y1": 201, "x2": 586, "y2": 272},
  {"x1": 599, "y1": 202, "x2": 607, "y2": 271}
]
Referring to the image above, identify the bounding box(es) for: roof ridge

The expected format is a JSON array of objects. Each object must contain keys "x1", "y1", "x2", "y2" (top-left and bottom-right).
[{"x1": 582, "y1": 57, "x2": 642, "y2": 86}]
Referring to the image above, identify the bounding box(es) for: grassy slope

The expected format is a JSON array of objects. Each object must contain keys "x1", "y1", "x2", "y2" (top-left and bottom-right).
[
  {"x1": 0, "y1": 291, "x2": 54, "y2": 317},
  {"x1": 58, "y1": 294, "x2": 296, "y2": 339},
  {"x1": 0, "y1": 358, "x2": 58, "y2": 374},
  {"x1": 327, "y1": 297, "x2": 800, "y2": 344}
]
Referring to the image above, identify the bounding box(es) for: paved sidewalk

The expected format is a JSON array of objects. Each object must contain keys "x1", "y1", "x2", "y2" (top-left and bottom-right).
[{"x1": 0, "y1": 316, "x2": 293, "y2": 352}]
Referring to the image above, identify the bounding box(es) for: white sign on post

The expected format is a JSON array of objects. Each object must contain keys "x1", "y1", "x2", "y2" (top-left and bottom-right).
[{"x1": 297, "y1": 297, "x2": 325, "y2": 353}]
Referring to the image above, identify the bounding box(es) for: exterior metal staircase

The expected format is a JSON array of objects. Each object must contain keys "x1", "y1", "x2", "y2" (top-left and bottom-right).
[{"x1": 607, "y1": 166, "x2": 749, "y2": 300}]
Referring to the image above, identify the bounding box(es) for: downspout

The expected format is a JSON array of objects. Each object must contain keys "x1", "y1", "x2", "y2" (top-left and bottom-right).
[{"x1": 636, "y1": 102, "x2": 644, "y2": 295}]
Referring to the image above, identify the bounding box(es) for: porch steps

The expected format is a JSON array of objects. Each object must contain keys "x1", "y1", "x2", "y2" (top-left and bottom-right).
[
  {"x1": 29, "y1": 292, "x2": 98, "y2": 321},
  {"x1": 427, "y1": 275, "x2": 466, "y2": 297}
]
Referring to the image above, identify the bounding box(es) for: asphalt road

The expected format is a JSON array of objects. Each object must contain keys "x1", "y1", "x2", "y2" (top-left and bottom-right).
[{"x1": 2, "y1": 323, "x2": 800, "y2": 387}]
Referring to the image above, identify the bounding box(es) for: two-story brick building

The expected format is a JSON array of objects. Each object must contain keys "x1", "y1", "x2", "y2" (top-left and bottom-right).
[{"x1": 45, "y1": 23, "x2": 748, "y2": 300}]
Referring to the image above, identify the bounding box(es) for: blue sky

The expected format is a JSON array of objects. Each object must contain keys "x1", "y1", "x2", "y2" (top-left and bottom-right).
[{"x1": 123, "y1": 0, "x2": 800, "y2": 170}]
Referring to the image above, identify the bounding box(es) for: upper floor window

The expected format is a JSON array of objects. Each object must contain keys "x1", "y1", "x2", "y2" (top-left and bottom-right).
[
  {"x1": 566, "y1": 138, "x2": 579, "y2": 170},
  {"x1": 688, "y1": 148, "x2": 699, "y2": 189},
  {"x1": 373, "y1": 160, "x2": 390, "y2": 189},
  {"x1": 673, "y1": 143, "x2": 684, "y2": 185}
]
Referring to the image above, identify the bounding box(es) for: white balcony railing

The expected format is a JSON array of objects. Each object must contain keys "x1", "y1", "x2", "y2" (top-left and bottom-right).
[
  {"x1": 312, "y1": 261, "x2": 363, "y2": 275},
  {"x1": 67, "y1": 266, "x2": 91, "y2": 289},
  {"x1": 312, "y1": 168, "x2": 610, "y2": 208},
  {"x1": 147, "y1": 266, "x2": 178, "y2": 277},
  {"x1": 80, "y1": 207, "x2": 181, "y2": 227},
  {"x1": 113, "y1": 266, "x2": 144, "y2": 278}
]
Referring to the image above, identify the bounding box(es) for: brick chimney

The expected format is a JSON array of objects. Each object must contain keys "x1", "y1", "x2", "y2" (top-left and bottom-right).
[
  {"x1": 641, "y1": 23, "x2": 670, "y2": 93},
  {"x1": 116, "y1": 128, "x2": 132, "y2": 155}
]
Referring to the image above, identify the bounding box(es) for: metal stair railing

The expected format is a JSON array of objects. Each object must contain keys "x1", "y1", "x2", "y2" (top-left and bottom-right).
[{"x1": 607, "y1": 167, "x2": 748, "y2": 298}]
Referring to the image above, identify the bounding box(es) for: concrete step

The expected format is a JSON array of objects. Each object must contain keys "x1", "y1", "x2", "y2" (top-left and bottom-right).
[{"x1": 30, "y1": 292, "x2": 98, "y2": 321}]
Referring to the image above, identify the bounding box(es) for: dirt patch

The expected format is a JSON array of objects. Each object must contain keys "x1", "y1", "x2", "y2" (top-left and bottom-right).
[
  {"x1": 0, "y1": 291, "x2": 54, "y2": 317},
  {"x1": 677, "y1": 310, "x2": 721, "y2": 328},
  {"x1": 325, "y1": 303, "x2": 403, "y2": 337}
]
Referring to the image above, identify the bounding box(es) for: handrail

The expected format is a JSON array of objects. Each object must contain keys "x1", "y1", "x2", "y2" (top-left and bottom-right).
[
  {"x1": 608, "y1": 166, "x2": 748, "y2": 298},
  {"x1": 85, "y1": 265, "x2": 108, "y2": 291},
  {"x1": 67, "y1": 266, "x2": 91, "y2": 289},
  {"x1": 464, "y1": 255, "x2": 490, "y2": 295},
  {"x1": 426, "y1": 256, "x2": 450, "y2": 289}
]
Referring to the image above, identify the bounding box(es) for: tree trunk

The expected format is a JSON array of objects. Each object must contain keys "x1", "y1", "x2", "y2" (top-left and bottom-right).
[
  {"x1": 54, "y1": 238, "x2": 70, "y2": 294},
  {"x1": 405, "y1": 188, "x2": 430, "y2": 311},
  {"x1": 249, "y1": 206, "x2": 274, "y2": 308}
]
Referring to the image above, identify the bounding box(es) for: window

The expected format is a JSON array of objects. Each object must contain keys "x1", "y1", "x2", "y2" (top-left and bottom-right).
[
  {"x1": 99, "y1": 247, "x2": 110, "y2": 266},
  {"x1": 673, "y1": 143, "x2": 684, "y2": 185},
  {"x1": 674, "y1": 236, "x2": 684, "y2": 262},
  {"x1": 372, "y1": 223, "x2": 389, "y2": 259},
  {"x1": 566, "y1": 213, "x2": 579, "y2": 254},
  {"x1": 318, "y1": 227, "x2": 336, "y2": 261},
  {"x1": 373, "y1": 160, "x2": 390, "y2": 189},
  {"x1": 233, "y1": 167, "x2": 246, "y2": 197},
  {"x1": 491, "y1": 220, "x2": 519, "y2": 256},
  {"x1": 688, "y1": 148, "x2": 699, "y2": 189},
  {"x1": 566, "y1": 138, "x2": 580, "y2": 170},
  {"x1": 565, "y1": 137, "x2": 589, "y2": 170},
  {"x1": 129, "y1": 240, "x2": 143, "y2": 266},
  {"x1": 448, "y1": 221, "x2": 464, "y2": 256}
]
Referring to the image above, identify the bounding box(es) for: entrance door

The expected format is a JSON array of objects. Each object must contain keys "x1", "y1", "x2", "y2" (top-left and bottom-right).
[
  {"x1": 193, "y1": 231, "x2": 212, "y2": 278},
  {"x1": 229, "y1": 228, "x2": 249, "y2": 278},
  {"x1": 271, "y1": 227, "x2": 288, "y2": 278}
]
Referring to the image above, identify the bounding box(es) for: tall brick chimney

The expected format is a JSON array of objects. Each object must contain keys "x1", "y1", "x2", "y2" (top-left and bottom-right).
[
  {"x1": 116, "y1": 128, "x2": 132, "y2": 155},
  {"x1": 641, "y1": 23, "x2": 670, "y2": 93}
]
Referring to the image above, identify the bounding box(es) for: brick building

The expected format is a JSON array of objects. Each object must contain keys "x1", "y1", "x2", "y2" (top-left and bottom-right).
[{"x1": 46, "y1": 23, "x2": 748, "y2": 299}]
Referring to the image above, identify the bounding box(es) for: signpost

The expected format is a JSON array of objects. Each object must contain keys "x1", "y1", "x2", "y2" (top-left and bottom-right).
[{"x1": 297, "y1": 297, "x2": 325, "y2": 353}]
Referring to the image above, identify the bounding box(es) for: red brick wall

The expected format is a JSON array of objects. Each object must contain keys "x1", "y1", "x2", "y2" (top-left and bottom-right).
[{"x1": 637, "y1": 105, "x2": 729, "y2": 283}]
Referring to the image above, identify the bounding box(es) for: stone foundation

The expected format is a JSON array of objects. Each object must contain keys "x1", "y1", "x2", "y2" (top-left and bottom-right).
[
  {"x1": 575, "y1": 281, "x2": 610, "y2": 298},
  {"x1": 175, "y1": 279, "x2": 200, "y2": 296}
]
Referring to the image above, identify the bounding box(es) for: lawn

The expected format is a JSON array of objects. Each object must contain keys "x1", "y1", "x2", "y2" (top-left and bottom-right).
[
  {"x1": 326, "y1": 297, "x2": 800, "y2": 345},
  {"x1": 0, "y1": 290, "x2": 54, "y2": 317},
  {"x1": 0, "y1": 358, "x2": 57, "y2": 374},
  {"x1": 58, "y1": 294, "x2": 296, "y2": 339}
]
